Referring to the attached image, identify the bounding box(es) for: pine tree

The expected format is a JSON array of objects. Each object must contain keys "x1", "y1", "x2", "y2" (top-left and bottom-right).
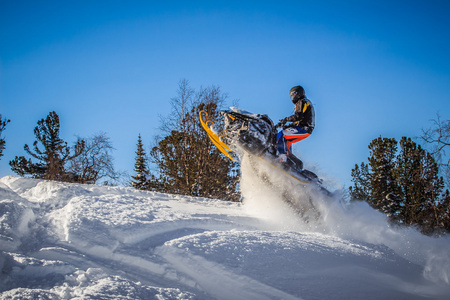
[
  {"x1": 9, "y1": 111, "x2": 85, "y2": 181},
  {"x1": 394, "y1": 137, "x2": 444, "y2": 228},
  {"x1": 350, "y1": 136, "x2": 449, "y2": 234},
  {"x1": 350, "y1": 137, "x2": 399, "y2": 217},
  {"x1": 131, "y1": 134, "x2": 149, "y2": 190},
  {"x1": 368, "y1": 137, "x2": 400, "y2": 217},
  {"x1": 437, "y1": 191, "x2": 450, "y2": 232},
  {"x1": 349, "y1": 162, "x2": 370, "y2": 201}
]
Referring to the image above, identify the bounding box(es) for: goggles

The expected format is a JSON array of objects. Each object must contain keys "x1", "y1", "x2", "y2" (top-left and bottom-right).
[{"x1": 290, "y1": 91, "x2": 299, "y2": 103}]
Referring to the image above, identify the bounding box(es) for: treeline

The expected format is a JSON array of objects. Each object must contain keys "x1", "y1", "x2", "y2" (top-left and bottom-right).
[
  {"x1": 0, "y1": 80, "x2": 239, "y2": 200},
  {"x1": 349, "y1": 118, "x2": 450, "y2": 235},
  {"x1": 2, "y1": 80, "x2": 449, "y2": 233}
]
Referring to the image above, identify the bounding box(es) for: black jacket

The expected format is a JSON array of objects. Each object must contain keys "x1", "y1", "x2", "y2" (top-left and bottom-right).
[{"x1": 283, "y1": 98, "x2": 315, "y2": 134}]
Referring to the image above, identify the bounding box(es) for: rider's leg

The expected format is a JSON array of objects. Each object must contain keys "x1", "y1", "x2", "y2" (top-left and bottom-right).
[
  {"x1": 278, "y1": 127, "x2": 310, "y2": 154},
  {"x1": 284, "y1": 127, "x2": 310, "y2": 153},
  {"x1": 276, "y1": 131, "x2": 288, "y2": 155},
  {"x1": 277, "y1": 126, "x2": 310, "y2": 166}
]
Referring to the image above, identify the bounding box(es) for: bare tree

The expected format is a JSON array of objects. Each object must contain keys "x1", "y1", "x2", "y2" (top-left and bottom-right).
[
  {"x1": 67, "y1": 133, "x2": 117, "y2": 184},
  {"x1": 421, "y1": 114, "x2": 450, "y2": 187},
  {"x1": 159, "y1": 79, "x2": 197, "y2": 134},
  {"x1": 0, "y1": 114, "x2": 10, "y2": 160}
]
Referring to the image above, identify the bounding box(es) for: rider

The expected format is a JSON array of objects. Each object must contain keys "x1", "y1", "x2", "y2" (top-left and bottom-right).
[{"x1": 276, "y1": 85, "x2": 315, "y2": 168}]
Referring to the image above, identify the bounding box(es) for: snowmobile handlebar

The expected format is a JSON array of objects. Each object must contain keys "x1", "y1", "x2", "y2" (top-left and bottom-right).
[{"x1": 275, "y1": 120, "x2": 289, "y2": 129}]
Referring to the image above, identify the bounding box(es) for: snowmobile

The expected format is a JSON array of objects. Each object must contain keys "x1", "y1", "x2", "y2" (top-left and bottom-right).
[{"x1": 199, "y1": 107, "x2": 329, "y2": 195}]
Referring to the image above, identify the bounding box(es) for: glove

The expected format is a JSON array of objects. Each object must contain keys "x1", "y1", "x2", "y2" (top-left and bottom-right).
[
  {"x1": 282, "y1": 124, "x2": 290, "y2": 130},
  {"x1": 276, "y1": 119, "x2": 287, "y2": 128}
]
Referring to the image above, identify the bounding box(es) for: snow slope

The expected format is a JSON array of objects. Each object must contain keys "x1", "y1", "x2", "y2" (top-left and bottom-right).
[{"x1": 1, "y1": 170, "x2": 450, "y2": 299}]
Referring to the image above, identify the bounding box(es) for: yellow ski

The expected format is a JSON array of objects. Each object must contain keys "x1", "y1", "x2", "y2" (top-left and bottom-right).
[{"x1": 199, "y1": 110, "x2": 235, "y2": 161}]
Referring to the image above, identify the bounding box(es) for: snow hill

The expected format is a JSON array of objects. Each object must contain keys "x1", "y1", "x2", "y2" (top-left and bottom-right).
[{"x1": 1, "y1": 159, "x2": 450, "y2": 299}]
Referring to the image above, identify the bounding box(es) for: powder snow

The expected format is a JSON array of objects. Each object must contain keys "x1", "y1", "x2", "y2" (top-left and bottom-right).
[{"x1": 1, "y1": 170, "x2": 450, "y2": 299}]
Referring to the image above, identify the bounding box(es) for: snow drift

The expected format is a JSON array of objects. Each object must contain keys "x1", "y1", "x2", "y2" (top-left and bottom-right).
[{"x1": 1, "y1": 171, "x2": 450, "y2": 299}]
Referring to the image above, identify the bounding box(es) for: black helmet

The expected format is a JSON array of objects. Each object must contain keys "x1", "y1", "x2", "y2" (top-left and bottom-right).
[{"x1": 290, "y1": 85, "x2": 305, "y2": 104}]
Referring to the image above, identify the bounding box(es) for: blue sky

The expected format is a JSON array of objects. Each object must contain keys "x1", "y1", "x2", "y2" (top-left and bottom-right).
[{"x1": 1, "y1": 0, "x2": 450, "y2": 188}]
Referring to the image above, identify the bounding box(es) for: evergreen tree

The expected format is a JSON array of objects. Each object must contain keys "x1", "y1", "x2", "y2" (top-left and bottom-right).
[
  {"x1": 394, "y1": 137, "x2": 445, "y2": 229},
  {"x1": 9, "y1": 111, "x2": 85, "y2": 181},
  {"x1": 437, "y1": 191, "x2": 450, "y2": 232},
  {"x1": 0, "y1": 114, "x2": 10, "y2": 160},
  {"x1": 131, "y1": 134, "x2": 150, "y2": 190},
  {"x1": 350, "y1": 137, "x2": 399, "y2": 217},
  {"x1": 350, "y1": 136, "x2": 449, "y2": 234},
  {"x1": 368, "y1": 137, "x2": 399, "y2": 216},
  {"x1": 349, "y1": 162, "x2": 370, "y2": 201}
]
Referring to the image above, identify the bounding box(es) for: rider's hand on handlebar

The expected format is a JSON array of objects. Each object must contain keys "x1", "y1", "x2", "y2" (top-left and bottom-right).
[{"x1": 276, "y1": 119, "x2": 287, "y2": 128}]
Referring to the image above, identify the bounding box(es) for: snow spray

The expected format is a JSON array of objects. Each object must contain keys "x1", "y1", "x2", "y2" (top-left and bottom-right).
[{"x1": 238, "y1": 154, "x2": 450, "y2": 285}]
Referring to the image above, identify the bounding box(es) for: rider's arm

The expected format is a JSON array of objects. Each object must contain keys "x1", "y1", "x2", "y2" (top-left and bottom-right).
[{"x1": 281, "y1": 101, "x2": 304, "y2": 124}]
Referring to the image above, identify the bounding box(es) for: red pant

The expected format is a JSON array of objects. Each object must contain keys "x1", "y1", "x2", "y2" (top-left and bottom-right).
[{"x1": 276, "y1": 126, "x2": 310, "y2": 155}]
